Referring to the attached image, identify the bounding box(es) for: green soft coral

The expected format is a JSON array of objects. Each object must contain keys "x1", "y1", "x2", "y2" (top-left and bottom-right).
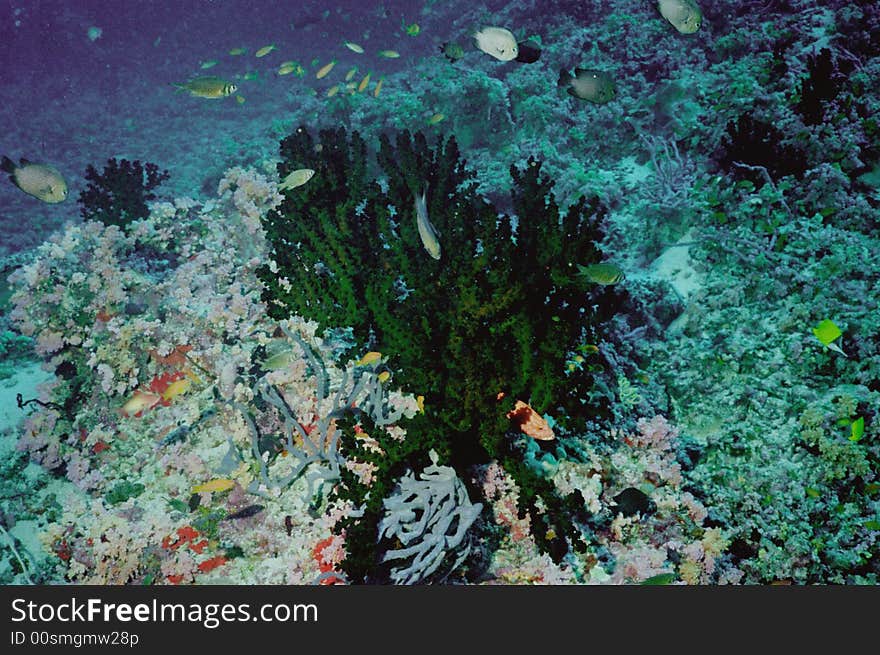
[{"x1": 259, "y1": 127, "x2": 620, "y2": 576}]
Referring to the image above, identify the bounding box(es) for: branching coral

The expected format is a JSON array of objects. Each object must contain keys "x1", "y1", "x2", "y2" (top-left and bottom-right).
[
  {"x1": 258, "y1": 126, "x2": 622, "y2": 567},
  {"x1": 78, "y1": 158, "x2": 170, "y2": 231},
  {"x1": 378, "y1": 450, "x2": 483, "y2": 584}
]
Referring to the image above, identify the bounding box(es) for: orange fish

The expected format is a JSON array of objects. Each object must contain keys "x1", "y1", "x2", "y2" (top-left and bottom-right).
[
  {"x1": 120, "y1": 390, "x2": 162, "y2": 418},
  {"x1": 506, "y1": 400, "x2": 555, "y2": 441}
]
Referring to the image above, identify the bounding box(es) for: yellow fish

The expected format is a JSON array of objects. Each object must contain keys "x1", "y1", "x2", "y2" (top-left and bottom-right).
[
  {"x1": 373, "y1": 77, "x2": 384, "y2": 97},
  {"x1": 229, "y1": 47, "x2": 247, "y2": 56},
  {"x1": 200, "y1": 59, "x2": 218, "y2": 69},
  {"x1": 344, "y1": 41, "x2": 364, "y2": 54},
  {"x1": 327, "y1": 85, "x2": 340, "y2": 97},
  {"x1": 427, "y1": 113, "x2": 445, "y2": 125},
  {"x1": 316, "y1": 60, "x2": 337, "y2": 79},
  {"x1": 174, "y1": 75, "x2": 237, "y2": 99},
  {"x1": 278, "y1": 168, "x2": 315, "y2": 191},
  {"x1": 358, "y1": 72, "x2": 371, "y2": 92},
  {"x1": 356, "y1": 351, "x2": 382, "y2": 366},
  {"x1": 577, "y1": 262, "x2": 624, "y2": 285},
  {"x1": 235, "y1": 95, "x2": 246, "y2": 104},
  {"x1": 404, "y1": 23, "x2": 420, "y2": 36},
  {"x1": 378, "y1": 371, "x2": 391, "y2": 383},
  {"x1": 377, "y1": 49, "x2": 400, "y2": 58},
  {"x1": 1, "y1": 156, "x2": 68, "y2": 203},
  {"x1": 192, "y1": 479, "x2": 235, "y2": 494},
  {"x1": 658, "y1": 0, "x2": 702, "y2": 34},
  {"x1": 161, "y1": 377, "x2": 191, "y2": 402},
  {"x1": 255, "y1": 44, "x2": 276, "y2": 57},
  {"x1": 416, "y1": 395, "x2": 425, "y2": 413},
  {"x1": 345, "y1": 67, "x2": 358, "y2": 82},
  {"x1": 277, "y1": 61, "x2": 298, "y2": 75}
]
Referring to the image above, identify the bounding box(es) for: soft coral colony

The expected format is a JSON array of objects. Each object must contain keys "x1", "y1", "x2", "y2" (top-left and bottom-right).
[{"x1": 5, "y1": 128, "x2": 729, "y2": 586}]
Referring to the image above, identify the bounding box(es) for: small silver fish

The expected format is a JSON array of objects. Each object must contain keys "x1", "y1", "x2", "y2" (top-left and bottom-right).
[{"x1": 414, "y1": 189, "x2": 441, "y2": 260}]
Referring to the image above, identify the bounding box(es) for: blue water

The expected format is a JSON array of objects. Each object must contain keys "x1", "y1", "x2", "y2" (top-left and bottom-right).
[{"x1": 1, "y1": 0, "x2": 437, "y2": 254}]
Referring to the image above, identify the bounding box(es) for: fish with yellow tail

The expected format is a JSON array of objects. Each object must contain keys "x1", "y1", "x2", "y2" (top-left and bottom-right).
[
  {"x1": 357, "y1": 72, "x2": 371, "y2": 92},
  {"x1": 356, "y1": 351, "x2": 382, "y2": 366},
  {"x1": 316, "y1": 60, "x2": 337, "y2": 79},
  {"x1": 658, "y1": 0, "x2": 702, "y2": 34},
  {"x1": 120, "y1": 389, "x2": 162, "y2": 418},
  {"x1": 577, "y1": 262, "x2": 624, "y2": 285},
  {"x1": 255, "y1": 44, "x2": 276, "y2": 57},
  {"x1": 415, "y1": 188, "x2": 441, "y2": 260},
  {"x1": 277, "y1": 61, "x2": 299, "y2": 76},
  {"x1": 1, "y1": 156, "x2": 68, "y2": 203},
  {"x1": 373, "y1": 77, "x2": 384, "y2": 97},
  {"x1": 174, "y1": 75, "x2": 237, "y2": 99},
  {"x1": 473, "y1": 26, "x2": 518, "y2": 61}
]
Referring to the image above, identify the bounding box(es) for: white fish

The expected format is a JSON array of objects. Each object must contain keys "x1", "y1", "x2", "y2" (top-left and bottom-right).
[
  {"x1": 278, "y1": 168, "x2": 315, "y2": 191},
  {"x1": 414, "y1": 189, "x2": 440, "y2": 260},
  {"x1": 473, "y1": 26, "x2": 518, "y2": 61},
  {"x1": 658, "y1": 0, "x2": 702, "y2": 34}
]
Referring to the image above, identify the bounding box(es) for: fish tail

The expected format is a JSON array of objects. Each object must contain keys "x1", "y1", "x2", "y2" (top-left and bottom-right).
[
  {"x1": 0, "y1": 155, "x2": 15, "y2": 174},
  {"x1": 558, "y1": 69, "x2": 572, "y2": 88}
]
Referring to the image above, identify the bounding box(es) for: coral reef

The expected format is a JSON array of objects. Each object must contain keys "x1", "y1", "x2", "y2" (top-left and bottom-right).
[{"x1": 259, "y1": 126, "x2": 623, "y2": 564}]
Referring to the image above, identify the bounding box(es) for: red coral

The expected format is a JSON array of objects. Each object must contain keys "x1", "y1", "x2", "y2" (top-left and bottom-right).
[
  {"x1": 162, "y1": 525, "x2": 200, "y2": 551},
  {"x1": 149, "y1": 371, "x2": 186, "y2": 404},
  {"x1": 312, "y1": 536, "x2": 335, "y2": 573},
  {"x1": 55, "y1": 539, "x2": 71, "y2": 561},
  {"x1": 190, "y1": 540, "x2": 209, "y2": 554},
  {"x1": 149, "y1": 344, "x2": 193, "y2": 368},
  {"x1": 91, "y1": 440, "x2": 110, "y2": 455},
  {"x1": 197, "y1": 556, "x2": 227, "y2": 574}
]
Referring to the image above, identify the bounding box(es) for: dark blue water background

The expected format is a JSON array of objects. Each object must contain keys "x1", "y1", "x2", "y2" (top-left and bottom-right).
[{"x1": 1, "y1": 0, "x2": 476, "y2": 254}]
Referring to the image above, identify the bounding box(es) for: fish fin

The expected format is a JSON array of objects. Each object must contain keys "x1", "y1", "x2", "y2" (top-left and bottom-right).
[
  {"x1": 574, "y1": 67, "x2": 590, "y2": 76},
  {"x1": 0, "y1": 156, "x2": 14, "y2": 174},
  {"x1": 19, "y1": 158, "x2": 31, "y2": 166},
  {"x1": 566, "y1": 87, "x2": 580, "y2": 99},
  {"x1": 558, "y1": 69, "x2": 572, "y2": 88}
]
